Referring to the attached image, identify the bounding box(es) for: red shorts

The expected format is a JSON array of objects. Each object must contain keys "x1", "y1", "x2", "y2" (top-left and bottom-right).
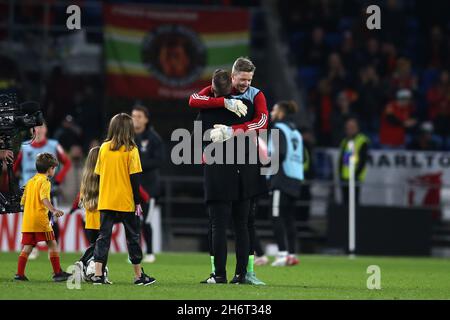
[{"x1": 21, "y1": 232, "x2": 55, "y2": 246}]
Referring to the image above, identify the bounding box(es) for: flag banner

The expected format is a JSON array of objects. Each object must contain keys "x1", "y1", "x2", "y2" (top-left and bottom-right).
[
  {"x1": 104, "y1": 4, "x2": 250, "y2": 99},
  {"x1": 317, "y1": 149, "x2": 450, "y2": 215}
]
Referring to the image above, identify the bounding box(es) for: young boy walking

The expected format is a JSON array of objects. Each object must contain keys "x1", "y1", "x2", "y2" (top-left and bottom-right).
[{"x1": 14, "y1": 153, "x2": 71, "y2": 282}]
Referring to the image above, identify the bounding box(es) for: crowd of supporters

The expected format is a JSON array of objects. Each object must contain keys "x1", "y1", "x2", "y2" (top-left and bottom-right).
[{"x1": 280, "y1": 0, "x2": 450, "y2": 150}]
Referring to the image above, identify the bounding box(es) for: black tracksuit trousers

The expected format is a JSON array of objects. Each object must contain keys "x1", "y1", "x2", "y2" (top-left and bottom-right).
[
  {"x1": 248, "y1": 198, "x2": 264, "y2": 257},
  {"x1": 271, "y1": 190, "x2": 297, "y2": 254},
  {"x1": 80, "y1": 229, "x2": 99, "y2": 266},
  {"x1": 94, "y1": 210, "x2": 143, "y2": 265},
  {"x1": 207, "y1": 198, "x2": 262, "y2": 257},
  {"x1": 207, "y1": 200, "x2": 250, "y2": 278}
]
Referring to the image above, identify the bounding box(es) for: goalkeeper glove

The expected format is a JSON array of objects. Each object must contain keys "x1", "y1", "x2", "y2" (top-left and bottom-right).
[
  {"x1": 210, "y1": 124, "x2": 233, "y2": 143},
  {"x1": 224, "y1": 99, "x2": 247, "y2": 117}
]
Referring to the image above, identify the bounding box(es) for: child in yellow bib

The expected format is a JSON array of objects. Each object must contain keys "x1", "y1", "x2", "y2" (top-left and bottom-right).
[
  {"x1": 73, "y1": 146, "x2": 112, "y2": 282},
  {"x1": 91, "y1": 113, "x2": 156, "y2": 286},
  {"x1": 15, "y1": 153, "x2": 71, "y2": 282}
]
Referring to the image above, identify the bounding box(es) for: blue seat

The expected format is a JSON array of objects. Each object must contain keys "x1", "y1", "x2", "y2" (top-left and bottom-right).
[
  {"x1": 313, "y1": 150, "x2": 334, "y2": 180},
  {"x1": 405, "y1": 34, "x2": 419, "y2": 62},
  {"x1": 338, "y1": 17, "x2": 354, "y2": 31},
  {"x1": 445, "y1": 137, "x2": 450, "y2": 151},
  {"x1": 431, "y1": 134, "x2": 444, "y2": 150},
  {"x1": 420, "y1": 69, "x2": 439, "y2": 94},
  {"x1": 407, "y1": 18, "x2": 419, "y2": 32},
  {"x1": 368, "y1": 132, "x2": 380, "y2": 149},
  {"x1": 405, "y1": 133, "x2": 414, "y2": 147},
  {"x1": 289, "y1": 31, "x2": 306, "y2": 51},
  {"x1": 325, "y1": 32, "x2": 342, "y2": 49},
  {"x1": 251, "y1": 10, "x2": 264, "y2": 30},
  {"x1": 298, "y1": 66, "x2": 320, "y2": 90}
]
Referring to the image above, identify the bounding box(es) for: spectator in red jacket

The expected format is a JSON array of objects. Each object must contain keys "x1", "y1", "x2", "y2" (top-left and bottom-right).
[{"x1": 379, "y1": 89, "x2": 417, "y2": 148}]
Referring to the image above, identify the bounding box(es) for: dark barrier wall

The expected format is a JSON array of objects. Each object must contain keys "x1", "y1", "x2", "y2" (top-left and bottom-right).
[{"x1": 327, "y1": 205, "x2": 433, "y2": 256}]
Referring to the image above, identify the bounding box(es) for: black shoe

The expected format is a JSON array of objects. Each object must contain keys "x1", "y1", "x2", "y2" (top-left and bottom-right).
[
  {"x1": 14, "y1": 274, "x2": 29, "y2": 281},
  {"x1": 201, "y1": 273, "x2": 227, "y2": 284},
  {"x1": 200, "y1": 273, "x2": 215, "y2": 283},
  {"x1": 53, "y1": 271, "x2": 71, "y2": 282},
  {"x1": 229, "y1": 274, "x2": 247, "y2": 284},
  {"x1": 91, "y1": 275, "x2": 105, "y2": 285},
  {"x1": 134, "y1": 268, "x2": 156, "y2": 286}
]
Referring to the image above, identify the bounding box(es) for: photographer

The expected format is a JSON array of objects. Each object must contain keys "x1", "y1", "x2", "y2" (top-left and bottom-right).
[{"x1": 0, "y1": 94, "x2": 44, "y2": 215}]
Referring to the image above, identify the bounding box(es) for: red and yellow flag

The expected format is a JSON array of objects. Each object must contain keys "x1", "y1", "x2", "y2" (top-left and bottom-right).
[{"x1": 104, "y1": 4, "x2": 250, "y2": 99}]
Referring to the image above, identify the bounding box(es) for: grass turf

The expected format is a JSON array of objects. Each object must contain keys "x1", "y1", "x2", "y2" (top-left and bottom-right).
[{"x1": 0, "y1": 252, "x2": 449, "y2": 300}]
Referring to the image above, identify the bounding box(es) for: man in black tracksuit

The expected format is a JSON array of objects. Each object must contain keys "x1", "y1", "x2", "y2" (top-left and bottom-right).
[
  {"x1": 189, "y1": 58, "x2": 269, "y2": 283},
  {"x1": 132, "y1": 104, "x2": 165, "y2": 263}
]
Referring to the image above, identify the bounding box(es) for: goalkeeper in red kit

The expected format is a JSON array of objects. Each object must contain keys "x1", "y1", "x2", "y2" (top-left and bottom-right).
[{"x1": 189, "y1": 57, "x2": 268, "y2": 284}]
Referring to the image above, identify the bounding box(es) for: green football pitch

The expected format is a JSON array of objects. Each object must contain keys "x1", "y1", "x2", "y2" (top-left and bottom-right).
[{"x1": 0, "y1": 252, "x2": 449, "y2": 300}]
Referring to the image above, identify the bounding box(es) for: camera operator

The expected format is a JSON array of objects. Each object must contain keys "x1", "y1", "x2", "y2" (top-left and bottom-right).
[{"x1": 0, "y1": 94, "x2": 45, "y2": 214}]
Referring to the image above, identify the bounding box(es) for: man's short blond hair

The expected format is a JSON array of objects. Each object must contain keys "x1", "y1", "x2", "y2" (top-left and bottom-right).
[{"x1": 232, "y1": 57, "x2": 256, "y2": 74}]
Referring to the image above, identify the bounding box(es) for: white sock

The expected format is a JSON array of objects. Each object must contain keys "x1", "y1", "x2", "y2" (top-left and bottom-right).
[{"x1": 278, "y1": 251, "x2": 288, "y2": 258}]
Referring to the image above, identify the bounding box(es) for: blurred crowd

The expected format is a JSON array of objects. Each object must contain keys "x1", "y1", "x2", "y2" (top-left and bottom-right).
[{"x1": 280, "y1": 0, "x2": 450, "y2": 150}]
